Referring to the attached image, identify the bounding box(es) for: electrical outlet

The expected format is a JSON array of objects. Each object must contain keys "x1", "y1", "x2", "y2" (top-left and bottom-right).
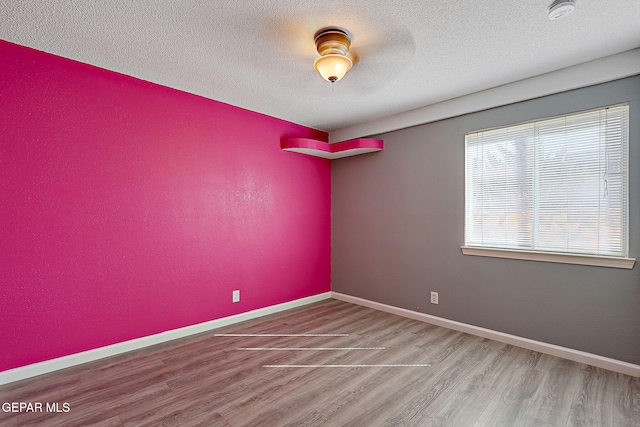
[
  {"x1": 232, "y1": 290, "x2": 240, "y2": 303},
  {"x1": 430, "y1": 292, "x2": 439, "y2": 305}
]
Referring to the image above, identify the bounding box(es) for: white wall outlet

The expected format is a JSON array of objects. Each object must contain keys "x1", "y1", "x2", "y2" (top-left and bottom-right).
[
  {"x1": 430, "y1": 292, "x2": 439, "y2": 305},
  {"x1": 232, "y1": 290, "x2": 240, "y2": 303}
]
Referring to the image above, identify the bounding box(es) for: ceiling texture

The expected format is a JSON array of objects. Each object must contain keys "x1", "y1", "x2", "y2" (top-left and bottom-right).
[{"x1": 2, "y1": 0, "x2": 640, "y2": 132}]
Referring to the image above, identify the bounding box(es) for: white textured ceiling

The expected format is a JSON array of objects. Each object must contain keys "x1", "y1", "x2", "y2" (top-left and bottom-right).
[{"x1": 2, "y1": 1, "x2": 640, "y2": 132}]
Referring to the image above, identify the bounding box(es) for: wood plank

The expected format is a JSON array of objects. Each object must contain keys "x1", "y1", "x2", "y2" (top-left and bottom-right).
[
  {"x1": 611, "y1": 372, "x2": 640, "y2": 427},
  {"x1": 473, "y1": 365, "x2": 543, "y2": 426},
  {"x1": 567, "y1": 365, "x2": 614, "y2": 426},
  {"x1": 392, "y1": 337, "x2": 502, "y2": 425},
  {"x1": 525, "y1": 356, "x2": 581, "y2": 426},
  {"x1": 519, "y1": 414, "x2": 556, "y2": 426}
]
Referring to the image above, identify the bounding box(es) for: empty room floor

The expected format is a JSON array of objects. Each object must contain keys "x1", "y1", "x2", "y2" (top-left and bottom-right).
[{"x1": 1, "y1": 299, "x2": 638, "y2": 426}]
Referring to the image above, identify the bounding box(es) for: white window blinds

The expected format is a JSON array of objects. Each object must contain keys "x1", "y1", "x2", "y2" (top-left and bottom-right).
[{"x1": 465, "y1": 104, "x2": 629, "y2": 258}]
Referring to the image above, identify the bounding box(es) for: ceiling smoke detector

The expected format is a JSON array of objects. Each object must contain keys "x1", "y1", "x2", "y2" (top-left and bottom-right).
[{"x1": 548, "y1": 0, "x2": 577, "y2": 20}]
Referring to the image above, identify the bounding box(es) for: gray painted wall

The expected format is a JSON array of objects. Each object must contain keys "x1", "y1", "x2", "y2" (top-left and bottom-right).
[{"x1": 332, "y1": 75, "x2": 640, "y2": 364}]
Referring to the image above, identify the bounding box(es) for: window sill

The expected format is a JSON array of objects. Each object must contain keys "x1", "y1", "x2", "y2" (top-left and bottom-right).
[{"x1": 461, "y1": 247, "x2": 635, "y2": 269}]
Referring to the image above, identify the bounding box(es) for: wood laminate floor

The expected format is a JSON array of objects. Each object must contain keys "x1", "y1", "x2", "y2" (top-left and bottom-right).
[{"x1": 1, "y1": 299, "x2": 638, "y2": 426}]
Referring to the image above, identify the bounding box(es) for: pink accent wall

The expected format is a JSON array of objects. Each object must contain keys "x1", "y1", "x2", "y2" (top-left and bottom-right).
[{"x1": 0, "y1": 41, "x2": 331, "y2": 372}]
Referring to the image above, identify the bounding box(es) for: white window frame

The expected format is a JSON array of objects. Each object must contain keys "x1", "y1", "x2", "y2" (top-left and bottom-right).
[{"x1": 462, "y1": 104, "x2": 635, "y2": 269}]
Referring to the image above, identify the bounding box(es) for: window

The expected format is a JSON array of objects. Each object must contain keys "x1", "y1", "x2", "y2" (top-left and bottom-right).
[{"x1": 463, "y1": 104, "x2": 634, "y2": 268}]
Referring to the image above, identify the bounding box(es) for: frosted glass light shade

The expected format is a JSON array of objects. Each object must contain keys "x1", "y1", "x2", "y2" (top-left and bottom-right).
[{"x1": 314, "y1": 54, "x2": 353, "y2": 83}]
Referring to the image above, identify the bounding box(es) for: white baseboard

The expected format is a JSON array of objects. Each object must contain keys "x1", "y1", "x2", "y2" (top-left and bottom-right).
[
  {"x1": 332, "y1": 292, "x2": 640, "y2": 378},
  {"x1": 4, "y1": 290, "x2": 637, "y2": 385},
  {"x1": 0, "y1": 292, "x2": 332, "y2": 385}
]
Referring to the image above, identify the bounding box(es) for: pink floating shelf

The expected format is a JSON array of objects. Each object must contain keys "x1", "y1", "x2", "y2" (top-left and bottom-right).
[{"x1": 281, "y1": 137, "x2": 383, "y2": 160}]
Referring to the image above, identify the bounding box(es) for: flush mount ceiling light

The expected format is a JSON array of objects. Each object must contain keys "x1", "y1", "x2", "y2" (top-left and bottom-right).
[
  {"x1": 313, "y1": 28, "x2": 353, "y2": 83},
  {"x1": 548, "y1": 0, "x2": 577, "y2": 20}
]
